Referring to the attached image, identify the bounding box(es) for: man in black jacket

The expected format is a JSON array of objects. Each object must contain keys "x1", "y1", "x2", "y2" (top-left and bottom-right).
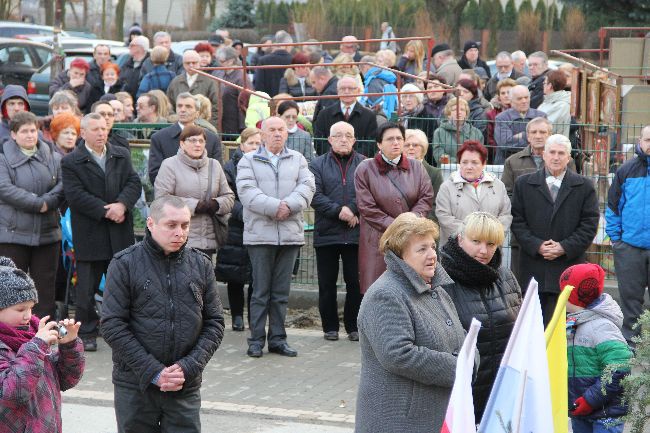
[
  {"x1": 527, "y1": 51, "x2": 550, "y2": 109},
  {"x1": 148, "y1": 93, "x2": 223, "y2": 184},
  {"x1": 511, "y1": 134, "x2": 598, "y2": 325},
  {"x1": 61, "y1": 113, "x2": 142, "y2": 351},
  {"x1": 121, "y1": 35, "x2": 151, "y2": 101},
  {"x1": 457, "y1": 40, "x2": 491, "y2": 80},
  {"x1": 310, "y1": 66, "x2": 338, "y2": 123},
  {"x1": 309, "y1": 121, "x2": 365, "y2": 342},
  {"x1": 253, "y1": 30, "x2": 293, "y2": 97},
  {"x1": 102, "y1": 196, "x2": 224, "y2": 433},
  {"x1": 313, "y1": 76, "x2": 378, "y2": 157}
]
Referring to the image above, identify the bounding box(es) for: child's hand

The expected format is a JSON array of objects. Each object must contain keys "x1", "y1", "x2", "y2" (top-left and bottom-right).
[
  {"x1": 35, "y1": 316, "x2": 59, "y2": 346},
  {"x1": 57, "y1": 318, "x2": 81, "y2": 345}
]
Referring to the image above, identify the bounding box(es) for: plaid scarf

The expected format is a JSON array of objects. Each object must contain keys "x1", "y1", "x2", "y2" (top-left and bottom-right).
[{"x1": 0, "y1": 315, "x2": 39, "y2": 352}]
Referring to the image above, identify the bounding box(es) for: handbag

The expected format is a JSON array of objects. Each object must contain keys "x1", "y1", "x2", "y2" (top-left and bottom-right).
[{"x1": 206, "y1": 159, "x2": 230, "y2": 246}]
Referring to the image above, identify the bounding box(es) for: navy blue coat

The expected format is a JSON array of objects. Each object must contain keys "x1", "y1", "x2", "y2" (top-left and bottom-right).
[{"x1": 309, "y1": 150, "x2": 365, "y2": 247}]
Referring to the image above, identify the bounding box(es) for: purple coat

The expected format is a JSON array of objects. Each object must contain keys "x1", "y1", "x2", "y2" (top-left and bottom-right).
[{"x1": 0, "y1": 337, "x2": 85, "y2": 433}]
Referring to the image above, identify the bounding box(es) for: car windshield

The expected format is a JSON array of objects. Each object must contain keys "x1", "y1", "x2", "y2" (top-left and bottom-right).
[{"x1": 0, "y1": 26, "x2": 53, "y2": 38}]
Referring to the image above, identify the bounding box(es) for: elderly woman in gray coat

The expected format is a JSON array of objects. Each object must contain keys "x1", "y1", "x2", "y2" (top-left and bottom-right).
[
  {"x1": 356, "y1": 212, "x2": 474, "y2": 433},
  {"x1": 0, "y1": 111, "x2": 64, "y2": 320},
  {"x1": 154, "y1": 124, "x2": 234, "y2": 255}
]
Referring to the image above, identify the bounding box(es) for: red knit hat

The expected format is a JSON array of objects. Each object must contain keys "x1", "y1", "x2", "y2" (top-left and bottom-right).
[{"x1": 559, "y1": 264, "x2": 605, "y2": 308}]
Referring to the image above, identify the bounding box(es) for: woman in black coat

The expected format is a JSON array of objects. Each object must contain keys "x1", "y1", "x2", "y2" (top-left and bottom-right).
[
  {"x1": 440, "y1": 211, "x2": 522, "y2": 420},
  {"x1": 214, "y1": 128, "x2": 261, "y2": 331}
]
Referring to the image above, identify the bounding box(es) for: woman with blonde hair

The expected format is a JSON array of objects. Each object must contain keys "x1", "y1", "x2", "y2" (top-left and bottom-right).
[
  {"x1": 147, "y1": 89, "x2": 171, "y2": 120},
  {"x1": 195, "y1": 94, "x2": 218, "y2": 134},
  {"x1": 431, "y1": 97, "x2": 483, "y2": 164},
  {"x1": 375, "y1": 49, "x2": 397, "y2": 68},
  {"x1": 356, "y1": 212, "x2": 470, "y2": 433},
  {"x1": 439, "y1": 211, "x2": 521, "y2": 420},
  {"x1": 397, "y1": 40, "x2": 426, "y2": 83},
  {"x1": 332, "y1": 53, "x2": 363, "y2": 90}
]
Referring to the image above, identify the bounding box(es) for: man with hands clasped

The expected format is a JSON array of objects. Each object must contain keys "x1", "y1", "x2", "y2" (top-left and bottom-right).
[
  {"x1": 309, "y1": 122, "x2": 365, "y2": 342},
  {"x1": 237, "y1": 117, "x2": 315, "y2": 358},
  {"x1": 102, "y1": 196, "x2": 224, "y2": 432},
  {"x1": 61, "y1": 113, "x2": 142, "y2": 352},
  {"x1": 511, "y1": 134, "x2": 598, "y2": 325}
]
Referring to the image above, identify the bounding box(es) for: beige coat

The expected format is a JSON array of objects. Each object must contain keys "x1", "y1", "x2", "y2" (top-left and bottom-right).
[
  {"x1": 435, "y1": 170, "x2": 512, "y2": 246},
  {"x1": 154, "y1": 149, "x2": 234, "y2": 250}
]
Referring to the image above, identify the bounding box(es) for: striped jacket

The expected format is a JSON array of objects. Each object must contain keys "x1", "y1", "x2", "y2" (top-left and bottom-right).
[
  {"x1": 0, "y1": 336, "x2": 85, "y2": 433},
  {"x1": 567, "y1": 293, "x2": 632, "y2": 420}
]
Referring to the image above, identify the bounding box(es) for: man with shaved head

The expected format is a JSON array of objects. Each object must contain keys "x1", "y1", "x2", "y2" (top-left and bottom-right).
[
  {"x1": 313, "y1": 76, "x2": 378, "y2": 156},
  {"x1": 309, "y1": 121, "x2": 365, "y2": 342},
  {"x1": 237, "y1": 117, "x2": 315, "y2": 358},
  {"x1": 166, "y1": 50, "x2": 220, "y2": 125}
]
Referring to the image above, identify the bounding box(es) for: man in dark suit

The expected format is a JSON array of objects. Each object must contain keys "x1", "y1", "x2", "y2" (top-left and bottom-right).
[
  {"x1": 313, "y1": 76, "x2": 378, "y2": 157},
  {"x1": 511, "y1": 133, "x2": 599, "y2": 326},
  {"x1": 253, "y1": 30, "x2": 293, "y2": 97},
  {"x1": 61, "y1": 113, "x2": 142, "y2": 351},
  {"x1": 148, "y1": 92, "x2": 223, "y2": 184}
]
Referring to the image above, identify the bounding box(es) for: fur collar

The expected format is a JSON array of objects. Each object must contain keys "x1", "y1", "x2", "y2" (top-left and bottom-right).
[{"x1": 373, "y1": 151, "x2": 410, "y2": 175}]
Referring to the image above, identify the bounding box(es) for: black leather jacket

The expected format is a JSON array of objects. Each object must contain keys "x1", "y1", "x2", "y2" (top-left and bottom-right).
[{"x1": 102, "y1": 232, "x2": 225, "y2": 392}]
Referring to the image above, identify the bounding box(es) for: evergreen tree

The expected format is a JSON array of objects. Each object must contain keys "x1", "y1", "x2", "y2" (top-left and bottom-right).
[
  {"x1": 214, "y1": 0, "x2": 256, "y2": 28},
  {"x1": 462, "y1": 0, "x2": 480, "y2": 28},
  {"x1": 548, "y1": 2, "x2": 560, "y2": 31},
  {"x1": 519, "y1": 0, "x2": 533, "y2": 14},
  {"x1": 534, "y1": 0, "x2": 547, "y2": 30},
  {"x1": 503, "y1": 0, "x2": 517, "y2": 30},
  {"x1": 477, "y1": 0, "x2": 492, "y2": 30}
]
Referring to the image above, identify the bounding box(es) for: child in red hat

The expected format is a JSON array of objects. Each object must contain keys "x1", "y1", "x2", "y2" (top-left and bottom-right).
[{"x1": 560, "y1": 263, "x2": 632, "y2": 433}]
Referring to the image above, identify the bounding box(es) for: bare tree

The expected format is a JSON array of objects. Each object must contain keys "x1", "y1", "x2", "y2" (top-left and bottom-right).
[{"x1": 115, "y1": 0, "x2": 126, "y2": 41}]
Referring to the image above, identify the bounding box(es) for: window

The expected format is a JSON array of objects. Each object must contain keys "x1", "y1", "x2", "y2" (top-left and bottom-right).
[{"x1": 0, "y1": 46, "x2": 34, "y2": 67}]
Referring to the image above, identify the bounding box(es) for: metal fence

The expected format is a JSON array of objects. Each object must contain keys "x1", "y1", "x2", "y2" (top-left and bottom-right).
[{"x1": 115, "y1": 117, "x2": 648, "y2": 284}]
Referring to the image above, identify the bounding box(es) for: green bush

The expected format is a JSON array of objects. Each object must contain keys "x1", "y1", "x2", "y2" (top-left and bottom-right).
[
  {"x1": 534, "y1": 0, "x2": 547, "y2": 31},
  {"x1": 462, "y1": 0, "x2": 481, "y2": 28},
  {"x1": 211, "y1": 0, "x2": 256, "y2": 29}
]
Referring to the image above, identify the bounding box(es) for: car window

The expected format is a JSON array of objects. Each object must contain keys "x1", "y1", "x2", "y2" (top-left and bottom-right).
[
  {"x1": 34, "y1": 47, "x2": 52, "y2": 64},
  {"x1": 0, "y1": 46, "x2": 34, "y2": 67},
  {"x1": 0, "y1": 26, "x2": 53, "y2": 38}
]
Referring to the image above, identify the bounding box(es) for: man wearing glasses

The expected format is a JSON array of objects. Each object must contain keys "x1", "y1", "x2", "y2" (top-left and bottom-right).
[
  {"x1": 91, "y1": 100, "x2": 130, "y2": 151},
  {"x1": 309, "y1": 121, "x2": 365, "y2": 342},
  {"x1": 313, "y1": 76, "x2": 378, "y2": 156},
  {"x1": 166, "y1": 50, "x2": 220, "y2": 126},
  {"x1": 148, "y1": 93, "x2": 222, "y2": 184}
]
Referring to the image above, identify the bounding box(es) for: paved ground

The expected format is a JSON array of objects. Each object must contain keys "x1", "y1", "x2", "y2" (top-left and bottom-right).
[{"x1": 63, "y1": 325, "x2": 360, "y2": 432}]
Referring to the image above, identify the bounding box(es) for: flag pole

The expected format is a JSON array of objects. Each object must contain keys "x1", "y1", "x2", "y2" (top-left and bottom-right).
[
  {"x1": 545, "y1": 286, "x2": 574, "y2": 347},
  {"x1": 512, "y1": 369, "x2": 528, "y2": 433}
]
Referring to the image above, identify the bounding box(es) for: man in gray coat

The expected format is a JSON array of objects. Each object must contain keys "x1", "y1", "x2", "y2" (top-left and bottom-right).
[{"x1": 237, "y1": 117, "x2": 315, "y2": 358}]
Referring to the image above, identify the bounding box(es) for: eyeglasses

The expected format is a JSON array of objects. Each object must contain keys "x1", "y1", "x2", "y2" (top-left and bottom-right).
[
  {"x1": 404, "y1": 143, "x2": 423, "y2": 149},
  {"x1": 338, "y1": 87, "x2": 358, "y2": 92},
  {"x1": 382, "y1": 136, "x2": 404, "y2": 143},
  {"x1": 184, "y1": 137, "x2": 206, "y2": 144},
  {"x1": 332, "y1": 133, "x2": 354, "y2": 140},
  {"x1": 96, "y1": 111, "x2": 114, "y2": 118}
]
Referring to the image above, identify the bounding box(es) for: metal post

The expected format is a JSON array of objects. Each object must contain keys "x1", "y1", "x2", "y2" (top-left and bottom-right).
[{"x1": 50, "y1": 0, "x2": 64, "y2": 81}]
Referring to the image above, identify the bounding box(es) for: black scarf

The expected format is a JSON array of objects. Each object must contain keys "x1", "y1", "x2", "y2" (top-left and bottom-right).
[{"x1": 440, "y1": 236, "x2": 501, "y2": 289}]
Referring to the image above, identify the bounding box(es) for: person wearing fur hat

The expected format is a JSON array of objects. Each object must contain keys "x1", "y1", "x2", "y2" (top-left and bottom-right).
[
  {"x1": 457, "y1": 40, "x2": 491, "y2": 80},
  {"x1": 49, "y1": 58, "x2": 93, "y2": 113},
  {"x1": 0, "y1": 256, "x2": 85, "y2": 433},
  {"x1": 561, "y1": 263, "x2": 632, "y2": 433}
]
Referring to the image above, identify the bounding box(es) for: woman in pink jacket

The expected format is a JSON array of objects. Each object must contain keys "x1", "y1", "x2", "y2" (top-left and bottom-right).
[{"x1": 0, "y1": 256, "x2": 85, "y2": 433}]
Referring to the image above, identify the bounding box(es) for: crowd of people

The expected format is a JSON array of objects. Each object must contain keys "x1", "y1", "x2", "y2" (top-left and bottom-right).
[{"x1": 0, "y1": 23, "x2": 643, "y2": 433}]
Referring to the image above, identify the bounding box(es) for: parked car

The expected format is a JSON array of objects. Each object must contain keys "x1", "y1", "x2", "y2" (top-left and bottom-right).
[
  {"x1": 27, "y1": 48, "x2": 122, "y2": 115},
  {"x1": 0, "y1": 37, "x2": 53, "y2": 90},
  {"x1": 0, "y1": 21, "x2": 70, "y2": 38},
  {"x1": 25, "y1": 35, "x2": 127, "y2": 52},
  {"x1": 170, "y1": 40, "x2": 206, "y2": 55}
]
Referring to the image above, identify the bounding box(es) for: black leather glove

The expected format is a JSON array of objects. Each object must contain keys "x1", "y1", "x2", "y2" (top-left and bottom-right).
[
  {"x1": 206, "y1": 199, "x2": 220, "y2": 215},
  {"x1": 195, "y1": 200, "x2": 209, "y2": 214}
]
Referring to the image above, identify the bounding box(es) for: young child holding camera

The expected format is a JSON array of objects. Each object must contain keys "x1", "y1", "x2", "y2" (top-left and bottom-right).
[
  {"x1": 0, "y1": 257, "x2": 85, "y2": 432},
  {"x1": 560, "y1": 263, "x2": 632, "y2": 433}
]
